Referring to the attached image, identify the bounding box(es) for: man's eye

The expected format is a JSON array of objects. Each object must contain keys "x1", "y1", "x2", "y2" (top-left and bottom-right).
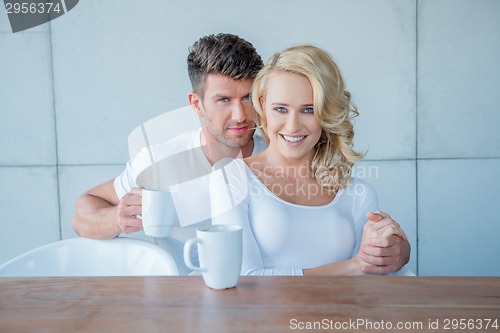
[
  {"x1": 303, "y1": 108, "x2": 314, "y2": 114},
  {"x1": 219, "y1": 97, "x2": 229, "y2": 102},
  {"x1": 274, "y1": 107, "x2": 287, "y2": 113}
]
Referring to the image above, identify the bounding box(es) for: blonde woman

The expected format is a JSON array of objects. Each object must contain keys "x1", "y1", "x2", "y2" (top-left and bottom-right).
[{"x1": 211, "y1": 45, "x2": 411, "y2": 276}]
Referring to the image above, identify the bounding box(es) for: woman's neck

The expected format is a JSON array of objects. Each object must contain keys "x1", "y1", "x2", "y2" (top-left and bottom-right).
[
  {"x1": 245, "y1": 149, "x2": 335, "y2": 206},
  {"x1": 247, "y1": 149, "x2": 315, "y2": 180}
]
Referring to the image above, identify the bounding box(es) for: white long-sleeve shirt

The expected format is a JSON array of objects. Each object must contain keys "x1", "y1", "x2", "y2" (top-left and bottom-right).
[{"x1": 211, "y1": 159, "x2": 378, "y2": 276}]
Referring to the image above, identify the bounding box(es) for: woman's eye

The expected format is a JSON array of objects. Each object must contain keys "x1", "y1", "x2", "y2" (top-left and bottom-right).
[
  {"x1": 303, "y1": 108, "x2": 314, "y2": 114},
  {"x1": 242, "y1": 95, "x2": 251, "y2": 101},
  {"x1": 274, "y1": 107, "x2": 287, "y2": 113}
]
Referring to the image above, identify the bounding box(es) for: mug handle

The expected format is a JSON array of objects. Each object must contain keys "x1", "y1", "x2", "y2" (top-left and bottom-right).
[{"x1": 183, "y1": 238, "x2": 206, "y2": 272}]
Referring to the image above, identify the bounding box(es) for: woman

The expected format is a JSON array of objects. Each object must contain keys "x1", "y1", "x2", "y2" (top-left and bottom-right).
[{"x1": 210, "y1": 45, "x2": 410, "y2": 276}]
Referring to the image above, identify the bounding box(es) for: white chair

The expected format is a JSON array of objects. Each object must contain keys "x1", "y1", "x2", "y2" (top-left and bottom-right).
[{"x1": 0, "y1": 237, "x2": 179, "y2": 277}]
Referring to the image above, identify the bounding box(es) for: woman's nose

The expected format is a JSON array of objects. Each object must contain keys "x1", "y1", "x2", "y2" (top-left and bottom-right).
[{"x1": 284, "y1": 112, "x2": 302, "y2": 132}]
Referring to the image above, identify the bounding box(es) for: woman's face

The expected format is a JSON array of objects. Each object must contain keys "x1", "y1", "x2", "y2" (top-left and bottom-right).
[{"x1": 261, "y1": 70, "x2": 322, "y2": 162}]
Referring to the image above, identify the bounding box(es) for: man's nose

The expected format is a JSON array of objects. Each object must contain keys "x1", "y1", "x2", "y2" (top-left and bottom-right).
[{"x1": 231, "y1": 101, "x2": 246, "y2": 123}]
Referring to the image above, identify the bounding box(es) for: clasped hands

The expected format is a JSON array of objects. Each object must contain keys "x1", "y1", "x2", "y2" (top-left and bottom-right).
[{"x1": 355, "y1": 210, "x2": 410, "y2": 274}]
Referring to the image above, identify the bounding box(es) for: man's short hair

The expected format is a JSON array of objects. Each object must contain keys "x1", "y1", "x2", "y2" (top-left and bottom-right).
[{"x1": 187, "y1": 33, "x2": 263, "y2": 98}]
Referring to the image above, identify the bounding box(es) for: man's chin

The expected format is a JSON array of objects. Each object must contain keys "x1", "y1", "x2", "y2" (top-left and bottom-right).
[
  {"x1": 225, "y1": 137, "x2": 252, "y2": 148},
  {"x1": 223, "y1": 130, "x2": 254, "y2": 147},
  {"x1": 235, "y1": 134, "x2": 255, "y2": 148}
]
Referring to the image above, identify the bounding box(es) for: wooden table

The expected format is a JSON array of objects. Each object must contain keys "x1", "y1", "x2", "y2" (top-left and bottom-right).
[{"x1": 1, "y1": 276, "x2": 499, "y2": 332}]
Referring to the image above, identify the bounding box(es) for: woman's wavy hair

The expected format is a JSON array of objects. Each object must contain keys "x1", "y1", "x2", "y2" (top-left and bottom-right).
[{"x1": 251, "y1": 45, "x2": 363, "y2": 192}]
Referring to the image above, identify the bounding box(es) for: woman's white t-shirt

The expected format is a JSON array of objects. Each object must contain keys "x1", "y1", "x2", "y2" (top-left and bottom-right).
[{"x1": 211, "y1": 159, "x2": 379, "y2": 276}]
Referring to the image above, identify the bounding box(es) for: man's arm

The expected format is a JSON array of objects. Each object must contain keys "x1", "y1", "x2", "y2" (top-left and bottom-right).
[{"x1": 72, "y1": 180, "x2": 143, "y2": 239}]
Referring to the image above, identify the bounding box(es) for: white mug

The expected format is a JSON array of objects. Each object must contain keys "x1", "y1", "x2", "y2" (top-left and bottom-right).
[
  {"x1": 142, "y1": 189, "x2": 175, "y2": 237},
  {"x1": 183, "y1": 225, "x2": 242, "y2": 290}
]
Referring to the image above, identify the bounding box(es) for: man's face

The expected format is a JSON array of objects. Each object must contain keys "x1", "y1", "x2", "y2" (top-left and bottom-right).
[{"x1": 196, "y1": 74, "x2": 256, "y2": 148}]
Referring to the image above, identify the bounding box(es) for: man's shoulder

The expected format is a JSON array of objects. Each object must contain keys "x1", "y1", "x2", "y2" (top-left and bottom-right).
[
  {"x1": 158, "y1": 128, "x2": 201, "y2": 149},
  {"x1": 128, "y1": 129, "x2": 201, "y2": 170},
  {"x1": 141, "y1": 129, "x2": 201, "y2": 159}
]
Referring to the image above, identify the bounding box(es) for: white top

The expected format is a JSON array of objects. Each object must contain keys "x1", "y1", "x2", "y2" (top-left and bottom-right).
[{"x1": 211, "y1": 159, "x2": 378, "y2": 276}]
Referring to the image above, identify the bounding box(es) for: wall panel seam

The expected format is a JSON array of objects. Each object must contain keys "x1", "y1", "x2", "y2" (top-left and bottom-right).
[{"x1": 48, "y1": 21, "x2": 62, "y2": 241}]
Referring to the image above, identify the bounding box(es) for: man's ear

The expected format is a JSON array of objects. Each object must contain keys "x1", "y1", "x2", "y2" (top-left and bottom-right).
[{"x1": 188, "y1": 92, "x2": 204, "y2": 118}]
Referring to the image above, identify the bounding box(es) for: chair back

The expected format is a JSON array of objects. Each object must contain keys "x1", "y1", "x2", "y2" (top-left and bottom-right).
[{"x1": 0, "y1": 237, "x2": 179, "y2": 276}]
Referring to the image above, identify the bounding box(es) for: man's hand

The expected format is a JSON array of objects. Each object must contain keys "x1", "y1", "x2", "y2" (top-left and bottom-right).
[
  {"x1": 358, "y1": 211, "x2": 411, "y2": 274},
  {"x1": 117, "y1": 187, "x2": 144, "y2": 234}
]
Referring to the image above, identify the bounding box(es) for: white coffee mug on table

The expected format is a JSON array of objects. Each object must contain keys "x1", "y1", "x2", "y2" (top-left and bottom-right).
[
  {"x1": 142, "y1": 189, "x2": 175, "y2": 237},
  {"x1": 183, "y1": 224, "x2": 242, "y2": 290}
]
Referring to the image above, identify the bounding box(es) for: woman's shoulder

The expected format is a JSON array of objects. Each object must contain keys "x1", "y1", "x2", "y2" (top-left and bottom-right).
[
  {"x1": 344, "y1": 177, "x2": 377, "y2": 200},
  {"x1": 243, "y1": 153, "x2": 267, "y2": 174},
  {"x1": 347, "y1": 177, "x2": 373, "y2": 187}
]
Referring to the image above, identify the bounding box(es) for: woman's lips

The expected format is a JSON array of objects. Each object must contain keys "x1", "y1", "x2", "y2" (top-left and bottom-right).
[{"x1": 280, "y1": 134, "x2": 307, "y2": 143}]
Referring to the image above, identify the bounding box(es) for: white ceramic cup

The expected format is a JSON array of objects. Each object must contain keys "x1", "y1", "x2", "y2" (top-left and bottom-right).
[
  {"x1": 183, "y1": 224, "x2": 242, "y2": 289},
  {"x1": 141, "y1": 189, "x2": 175, "y2": 237}
]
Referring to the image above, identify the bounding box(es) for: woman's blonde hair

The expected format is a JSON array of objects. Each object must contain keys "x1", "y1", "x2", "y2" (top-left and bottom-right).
[{"x1": 251, "y1": 45, "x2": 363, "y2": 192}]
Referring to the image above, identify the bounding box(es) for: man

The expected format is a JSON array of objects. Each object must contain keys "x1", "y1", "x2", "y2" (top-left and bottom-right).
[{"x1": 73, "y1": 33, "x2": 410, "y2": 275}]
